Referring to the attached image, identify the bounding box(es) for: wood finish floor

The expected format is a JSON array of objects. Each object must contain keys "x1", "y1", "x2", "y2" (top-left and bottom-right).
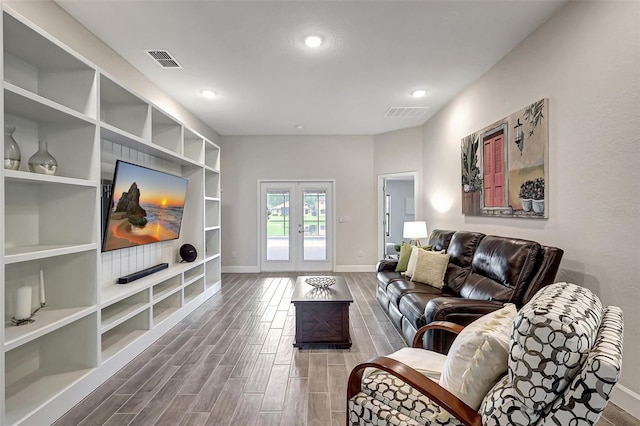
[{"x1": 54, "y1": 272, "x2": 637, "y2": 426}]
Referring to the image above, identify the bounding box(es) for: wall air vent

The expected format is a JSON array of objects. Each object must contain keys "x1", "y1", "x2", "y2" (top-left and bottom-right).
[
  {"x1": 145, "y1": 49, "x2": 182, "y2": 69},
  {"x1": 384, "y1": 107, "x2": 430, "y2": 118}
]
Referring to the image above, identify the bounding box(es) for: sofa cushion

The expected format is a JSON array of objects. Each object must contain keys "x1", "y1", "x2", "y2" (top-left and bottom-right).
[
  {"x1": 387, "y1": 280, "x2": 442, "y2": 309},
  {"x1": 384, "y1": 347, "x2": 447, "y2": 381},
  {"x1": 428, "y1": 229, "x2": 455, "y2": 252},
  {"x1": 399, "y1": 292, "x2": 443, "y2": 330},
  {"x1": 439, "y1": 304, "x2": 516, "y2": 410},
  {"x1": 358, "y1": 370, "x2": 463, "y2": 425},
  {"x1": 445, "y1": 231, "x2": 485, "y2": 267},
  {"x1": 348, "y1": 393, "x2": 424, "y2": 426},
  {"x1": 377, "y1": 271, "x2": 402, "y2": 290},
  {"x1": 411, "y1": 250, "x2": 450, "y2": 289},
  {"x1": 461, "y1": 236, "x2": 541, "y2": 304},
  {"x1": 457, "y1": 273, "x2": 515, "y2": 303}
]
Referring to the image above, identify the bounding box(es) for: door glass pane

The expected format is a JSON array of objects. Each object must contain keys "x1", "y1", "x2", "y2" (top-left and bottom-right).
[
  {"x1": 303, "y1": 190, "x2": 326, "y2": 261},
  {"x1": 266, "y1": 191, "x2": 289, "y2": 261}
]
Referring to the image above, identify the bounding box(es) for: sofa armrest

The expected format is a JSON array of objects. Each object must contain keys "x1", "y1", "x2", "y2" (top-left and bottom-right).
[
  {"x1": 376, "y1": 259, "x2": 398, "y2": 272},
  {"x1": 412, "y1": 321, "x2": 464, "y2": 348},
  {"x1": 420, "y1": 298, "x2": 507, "y2": 353},
  {"x1": 347, "y1": 356, "x2": 481, "y2": 426}
]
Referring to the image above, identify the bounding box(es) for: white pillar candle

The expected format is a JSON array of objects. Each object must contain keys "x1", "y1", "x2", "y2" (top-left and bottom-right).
[
  {"x1": 39, "y1": 269, "x2": 46, "y2": 305},
  {"x1": 15, "y1": 286, "x2": 32, "y2": 320}
]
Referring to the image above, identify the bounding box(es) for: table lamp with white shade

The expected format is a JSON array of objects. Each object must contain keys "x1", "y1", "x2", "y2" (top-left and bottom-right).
[{"x1": 403, "y1": 221, "x2": 429, "y2": 246}]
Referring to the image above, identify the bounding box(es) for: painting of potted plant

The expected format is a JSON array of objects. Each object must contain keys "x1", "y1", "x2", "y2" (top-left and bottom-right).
[
  {"x1": 519, "y1": 180, "x2": 534, "y2": 212},
  {"x1": 461, "y1": 133, "x2": 482, "y2": 215},
  {"x1": 531, "y1": 177, "x2": 545, "y2": 214},
  {"x1": 519, "y1": 178, "x2": 544, "y2": 214}
]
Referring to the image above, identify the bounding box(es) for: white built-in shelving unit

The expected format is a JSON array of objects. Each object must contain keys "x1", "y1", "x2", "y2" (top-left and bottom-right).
[{"x1": 1, "y1": 8, "x2": 221, "y2": 425}]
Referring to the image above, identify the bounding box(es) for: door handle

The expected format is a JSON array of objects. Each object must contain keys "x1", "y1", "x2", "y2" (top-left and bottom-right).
[{"x1": 298, "y1": 224, "x2": 303, "y2": 233}]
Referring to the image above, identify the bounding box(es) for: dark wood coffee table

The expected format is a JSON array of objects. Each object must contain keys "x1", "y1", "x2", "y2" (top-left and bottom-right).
[{"x1": 291, "y1": 276, "x2": 353, "y2": 349}]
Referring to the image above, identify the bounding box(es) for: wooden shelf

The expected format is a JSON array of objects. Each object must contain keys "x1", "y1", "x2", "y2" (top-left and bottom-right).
[
  {"x1": 152, "y1": 290, "x2": 181, "y2": 326},
  {"x1": 101, "y1": 302, "x2": 148, "y2": 333},
  {"x1": 184, "y1": 273, "x2": 205, "y2": 287},
  {"x1": 3, "y1": 12, "x2": 97, "y2": 118},
  {"x1": 152, "y1": 276, "x2": 182, "y2": 302},
  {"x1": 4, "y1": 83, "x2": 96, "y2": 124},
  {"x1": 101, "y1": 329, "x2": 147, "y2": 361},
  {"x1": 1, "y1": 8, "x2": 221, "y2": 425},
  {"x1": 4, "y1": 306, "x2": 95, "y2": 351},
  {"x1": 100, "y1": 263, "x2": 193, "y2": 307},
  {"x1": 152, "y1": 306, "x2": 179, "y2": 325},
  {"x1": 184, "y1": 278, "x2": 205, "y2": 304},
  {"x1": 5, "y1": 368, "x2": 95, "y2": 425},
  {"x1": 4, "y1": 244, "x2": 97, "y2": 264},
  {"x1": 4, "y1": 170, "x2": 97, "y2": 187}
]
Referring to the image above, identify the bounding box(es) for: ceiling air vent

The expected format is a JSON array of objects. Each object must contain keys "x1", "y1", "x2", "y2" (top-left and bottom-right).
[
  {"x1": 384, "y1": 107, "x2": 430, "y2": 118},
  {"x1": 145, "y1": 49, "x2": 182, "y2": 69}
]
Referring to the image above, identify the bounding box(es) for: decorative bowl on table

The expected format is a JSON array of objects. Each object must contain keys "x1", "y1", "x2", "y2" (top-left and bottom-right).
[{"x1": 305, "y1": 276, "x2": 336, "y2": 289}]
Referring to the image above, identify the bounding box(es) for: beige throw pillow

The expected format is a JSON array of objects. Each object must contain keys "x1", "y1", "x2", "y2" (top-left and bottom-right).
[
  {"x1": 438, "y1": 304, "x2": 516, "y2": 410},
  {"x1": 411, "y1": 250, "x2": 450, "y2": 288},
  {"x1": 404, "y1": 246, "x2": 420, "y2": 278}
]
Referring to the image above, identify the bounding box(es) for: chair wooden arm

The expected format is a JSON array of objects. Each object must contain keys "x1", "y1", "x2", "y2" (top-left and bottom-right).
[
  {"x1": 412, "y1": 321, "x2": 465, "y2": 348},
  {"x1": 347, "y1": 356, "x2": 481, "y2": 426}
]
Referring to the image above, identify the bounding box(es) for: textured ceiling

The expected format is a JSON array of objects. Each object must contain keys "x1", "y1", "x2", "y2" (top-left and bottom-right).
[{"x1": 56, "y1": 1, "x2": 566, "y2": 136}]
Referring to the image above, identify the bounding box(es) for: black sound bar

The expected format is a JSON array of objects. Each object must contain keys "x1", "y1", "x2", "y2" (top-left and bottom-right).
[{"x1": 117, "y1": 263, "x2": 169, "y2": 284}]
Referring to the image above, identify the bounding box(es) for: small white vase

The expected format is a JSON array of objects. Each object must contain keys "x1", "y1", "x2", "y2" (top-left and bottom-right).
[
  {"x1": 521, "y1": 198, "x2": 533, "y2": 212},
  {"x1": 28, "y1": 140, "x2": 57, "y2": 175},
  {"x1": 532, "y1": 199, "x2": 545, "y2": 214},
  {"x1": 4, "y1": 125, "x2": 21, "y2": 170}
]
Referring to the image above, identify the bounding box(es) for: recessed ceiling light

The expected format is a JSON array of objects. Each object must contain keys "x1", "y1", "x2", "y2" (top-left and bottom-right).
[
  {"x1": 304, "y1": 35, "x2": 323, "y2": 48},
  {"x1": 411, "y1": 89, "x2": 427, "y2": 98},
  {"x1": 201, "y1": 89, "x2": 217, "y2": 98},
  {"x1": 294, "y1": 125, "x2": 304, "y2": 129}
]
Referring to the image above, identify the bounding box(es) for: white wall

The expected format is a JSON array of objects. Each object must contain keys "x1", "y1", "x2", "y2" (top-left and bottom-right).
[
  {"x1": 421, "y1": 0, "x2": 640, "y2": 414},
  {"x1": 373, "y1": 126, "x2": 424, "y2": 256},
  {"x1": 219, "y1": 135, "x2": 376, "y2": 271},
  {"x1": 373, "y1": 126, "x2": 423, "y2": 177},
  {"x1": 6, "y1": 0, "x2": 220, "y2": 144}
]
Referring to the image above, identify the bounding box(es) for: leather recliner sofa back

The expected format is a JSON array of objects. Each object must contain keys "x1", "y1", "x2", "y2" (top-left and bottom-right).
[
  {"x1": 428, "y1": 229, "x2": 455, "y2": 252},
  {"x1": 440, "y1": 231, "x2": 486, "y2": 292},
  {"x1": 459, "y1": 236, "x2": 541, "y2": 306}
]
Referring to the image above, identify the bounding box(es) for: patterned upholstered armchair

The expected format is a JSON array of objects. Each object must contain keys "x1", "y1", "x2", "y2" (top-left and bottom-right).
[{"x1": 347, "y1": 282, "x2": 623, "y2": 426}]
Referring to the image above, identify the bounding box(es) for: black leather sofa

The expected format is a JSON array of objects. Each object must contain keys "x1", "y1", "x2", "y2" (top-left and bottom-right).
[{"x1": 376, "y1": 229, "x2": 564, "y2": 353}]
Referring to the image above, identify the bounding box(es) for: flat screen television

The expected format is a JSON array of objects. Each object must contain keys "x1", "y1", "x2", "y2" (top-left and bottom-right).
[{"x1": 102, "y1": 160, "x2": 189, "y2": 252}]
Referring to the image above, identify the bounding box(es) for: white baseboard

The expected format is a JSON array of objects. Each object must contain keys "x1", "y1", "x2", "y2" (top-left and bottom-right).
[
  {"x1": 334, "y1": 265, "x2": 377, "y2": 273},
  {"x1": 222, "y1": 266, "x2": 260, "y2": 273},
  {"x1": 222, "y1": 265, "x2": 376, "y2": 273},
  {"x1": 611, "y1": 383, "x2": 640, "y2": 420}
]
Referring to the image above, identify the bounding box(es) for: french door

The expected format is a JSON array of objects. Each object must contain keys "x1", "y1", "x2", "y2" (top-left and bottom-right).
[{"x1": 260, "y1": 181, "x2": 333, "y2": 271}]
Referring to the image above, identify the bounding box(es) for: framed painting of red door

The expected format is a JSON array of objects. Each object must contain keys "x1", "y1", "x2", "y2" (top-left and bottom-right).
[{"x1": 461, "y1": 98, "x2": 549, "y2": 218}]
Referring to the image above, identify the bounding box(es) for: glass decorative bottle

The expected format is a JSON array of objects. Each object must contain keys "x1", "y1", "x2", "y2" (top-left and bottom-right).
[
  {"x1": 28, "y1": 141, "x2": 58, "y2": 175},
  {"x1": 4, "y1": 125, "x2": 21, "y2": 170}
]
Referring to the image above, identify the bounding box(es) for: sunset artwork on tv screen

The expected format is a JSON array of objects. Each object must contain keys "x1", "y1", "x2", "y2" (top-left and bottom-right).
[{"x1": 102, "y1": 161, "x2": 189, "y2": 252}]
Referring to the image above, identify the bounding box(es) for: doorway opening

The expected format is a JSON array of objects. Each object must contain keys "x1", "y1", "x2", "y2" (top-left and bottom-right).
[{"x1": 378, "y1": 172, "x2": 417, "y2": 260}]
